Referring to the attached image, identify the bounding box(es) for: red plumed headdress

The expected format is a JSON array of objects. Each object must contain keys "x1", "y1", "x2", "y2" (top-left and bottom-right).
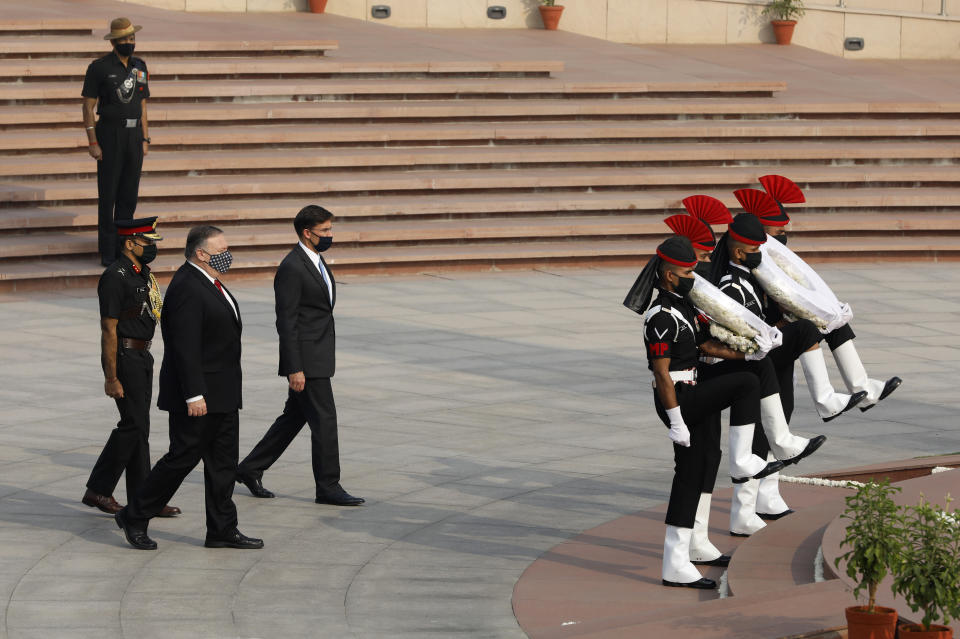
[
  {"x1": 759, "y1": 174, "x2": 806, "y2": 204},
  {"x1": 682, "y1": 195, "x2": 733, "y2": 225},
  {"x1": 733, "y1": 188, "x2": 789, "y2": 226},
  {"x1": 664, "y1": 214, "x2": 715, "y2": 251}
]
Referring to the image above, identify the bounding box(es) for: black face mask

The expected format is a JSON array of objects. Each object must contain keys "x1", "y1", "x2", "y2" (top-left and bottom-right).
[
  {"x1": 311, "y1": 235, "x2": 332, "y2": 253},
  {"x1": 138, "y1": 243, "x2": 157, "y2": 264},
  {"x1": 673, "y1": 275, "x2": 695, "y2": 297},
  {"x1": 742, "y1": 251, "x2": 762, "y2": 270},
  {"x1": 115, "y1": 42, "x2": 135, "y2": 57},
  {"x1": 694, "y1": 261, "x2": 711, "y2": 278},
  {"x1": 774, "y1": 233, "x2": 788, "y2": 246}
]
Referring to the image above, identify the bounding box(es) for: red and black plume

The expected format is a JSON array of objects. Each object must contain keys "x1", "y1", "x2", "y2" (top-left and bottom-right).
[
  {"x1": 759, "y1": 174, "x2": 805, "y2": 204},
  {"x1": 734, "y1": 188, "x2": 789, "y2": 227},
  {"x1": 664, "y1": 214, "x2": 714, "y2": 251},
  {"x1": 682, "y1": 195, "x2": 734, "y2": 225}
]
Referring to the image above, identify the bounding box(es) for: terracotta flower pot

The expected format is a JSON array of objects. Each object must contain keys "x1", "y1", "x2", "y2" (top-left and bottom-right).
[
  {"x1": 538, "y1": 5, "x2": 564, "y2": 31},
  {"x1": 845, "y1": 606, "x2": 898, "y2": 639},
  {"x1": 308, "y1": 0, "x2": 328, "y2": 13},
  {"x1": 900, "y1": 624, "x2": 953, "y2": 639},
  {"x1": 771, "y1": 19, "x2": 797, "y2": 45}
]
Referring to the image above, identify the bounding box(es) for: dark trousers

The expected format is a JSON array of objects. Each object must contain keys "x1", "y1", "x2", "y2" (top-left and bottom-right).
[
  {"x1": 753, "y1": 318, "x2": 823, "y2": 458},
  {"x1": 127, "y1": 410, "x2": 239, "y2": 537},
  {"x1": 825, "y1": 323, "x2": 856, "y2": 352},
  {"x1": 86, "y1": 347, "x2": 152, "y2": 497},
  {"x1": 655, "y1": 369, "x2": 760, "y2": 528},
  {"x1": 96, "y1": 124, "x2": 144, "y2": 263},
  {"x1": 238, "y1": 377, "x2": 341, "y2": 497}
]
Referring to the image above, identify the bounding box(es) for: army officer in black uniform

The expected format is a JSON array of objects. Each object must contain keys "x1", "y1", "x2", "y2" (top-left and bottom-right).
[
  {"x1": 82, "y1": 17, "x2": 151, "y2": 266},
  {"x1": 624, "y1": 237, "x2": 782, "y2": 590},
  {"x1": 83, "y1": 217, "x2": 179, "y2": 519}
]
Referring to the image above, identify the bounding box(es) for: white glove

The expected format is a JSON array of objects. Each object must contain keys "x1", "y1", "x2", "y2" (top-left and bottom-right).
[
  {"x1": 745, "y1": 331, "x2": 773, "y2": 361},
  {"x1": 769, "y1": 326, "x2": 783, "y2": 349},
  {"x1": 665, "y1": 406, "x2": 691, "y2": 447}
]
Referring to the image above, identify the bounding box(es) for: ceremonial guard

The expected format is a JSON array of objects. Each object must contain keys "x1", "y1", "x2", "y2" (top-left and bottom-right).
[
  {"x1": 82, "y1": 17, "x2": 151, "y2": 266},
  {"x1": 625, "y1": 237, "x2": 782, "y2": 589},
  {"x1": 756, "y1": 174, "x2": 902, "y2": 410},
  {"x1": 84, "y1": 217, "x2": 179, "y2": 519},
  {"x1": 679, "y1": 194, "x2": 735, "y2": 277}
]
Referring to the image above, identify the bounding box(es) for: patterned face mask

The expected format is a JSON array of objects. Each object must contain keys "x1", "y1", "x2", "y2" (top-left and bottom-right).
[{"x1": 205, "y1": 249, "x2": 233, "y2": 274}]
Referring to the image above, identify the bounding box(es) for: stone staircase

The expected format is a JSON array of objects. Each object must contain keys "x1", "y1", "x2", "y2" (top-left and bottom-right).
[{"x1": 1, "y1": 17, "x2": 959, "y2": 290}]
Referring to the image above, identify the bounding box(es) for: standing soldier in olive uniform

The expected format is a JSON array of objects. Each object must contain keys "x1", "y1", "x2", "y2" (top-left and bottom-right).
[
  {"x1": 83, "y1": 217, "x2": 179, "y2": 519},
  {"x1": 81, "y1": 17, "x2": 151, "y2": 266}
]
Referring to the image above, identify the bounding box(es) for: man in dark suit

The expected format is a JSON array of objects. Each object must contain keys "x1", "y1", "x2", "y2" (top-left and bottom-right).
[
  {"x1": 116, "y1": 225, "x2": 263, "y2": 550},
  {"x1": 236, "y1": 205, "x2": 364, "y2": 507}
]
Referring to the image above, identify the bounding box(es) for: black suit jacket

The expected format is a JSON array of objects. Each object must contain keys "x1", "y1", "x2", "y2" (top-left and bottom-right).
[
  {"x1": 157, "y1": 262, "x2": 243, "y2": 414},
  {"x1": 275, "y1": 245, "x2": 336, "y2": 379}
]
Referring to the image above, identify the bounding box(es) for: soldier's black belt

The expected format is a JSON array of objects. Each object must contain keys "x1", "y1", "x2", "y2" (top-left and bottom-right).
[
  {"x1": 98, "y1": 118, "x2": 141, "y2": 128},
  {"x1": 120, "y1": 338, "x2": 151, "y2": 351}
]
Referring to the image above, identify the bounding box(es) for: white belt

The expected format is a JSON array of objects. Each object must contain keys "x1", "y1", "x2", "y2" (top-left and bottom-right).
[{"x1": 652, "y1": 368, "x2": 697, "y2": 388}]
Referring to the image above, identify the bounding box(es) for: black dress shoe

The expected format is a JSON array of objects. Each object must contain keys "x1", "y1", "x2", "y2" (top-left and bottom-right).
[
  {"x1": 662, "y1": 577, "x2": 717, "y2": 589},
  {"x1": 781, "y1": 435, "x2": 827, "y2": 466},
  {"x1": 315, "y1": 489, "x2": 365, "y2": 506},
  {"x1": 204, "y1": 529, "x2": 264, "y2": 549},
  {"x1": 860, "y1": 377, "x2": 902, "y2": 412},
  {"x1": 729, "y1": 531, "x2": 751, "y2": 538},
  {"x1": 692, "y1": 554, "x2": 731, "y2": 567},
  {"x1": 115, "y1": 510, "x2": 157, "y2": 550},
  {"x1": 823, "y1": 391, "x2": 868, "y2": 422},
  {"x1": 732, "y1": 459, "x2": 786, "y2": 484},
  {"x1": 759, "y1": 509, "x2": 795, "y2": 521},
  {"x1": 236, "y1": 473, "x2": 275, "y2": 499}
]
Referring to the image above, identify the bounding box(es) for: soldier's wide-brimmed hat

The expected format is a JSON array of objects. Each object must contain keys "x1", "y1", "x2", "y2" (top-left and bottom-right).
[
  {"x1": 116, "y1": 217, "x2": 162, "y2": 241},
  {"x1": 103, "y1": 17, "x2": 142, "y2": 41}
]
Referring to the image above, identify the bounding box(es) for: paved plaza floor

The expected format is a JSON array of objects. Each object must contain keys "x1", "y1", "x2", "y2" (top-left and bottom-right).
[{"x1": 0, "y1": 264, "x2": 958, "y2": 638}]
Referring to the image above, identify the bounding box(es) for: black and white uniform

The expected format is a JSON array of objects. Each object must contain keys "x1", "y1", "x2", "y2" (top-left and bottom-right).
[
  {"x1": 717, "y1": 262, "x2": 821, "y2": 457},
  {"x1": 644, "y1": 287, "x2": 762, "y2": 528}
]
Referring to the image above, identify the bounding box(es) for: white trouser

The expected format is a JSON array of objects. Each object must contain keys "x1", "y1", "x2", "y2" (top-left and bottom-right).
[
  {"x1": 730, "y1": 479, "x2": 766, "y2": 536},
  {"x1": 760, "y1": 394, "x2": 808, "y2": 460},
  {"x1": 756, "y1": 453, "x2": 790, "y2": 515},
  {"x1": 663, "y1": 525, "x2": 704, "y2": 584},
  {"x1": 832, "y1": 340, "x2": 885, "y2": 409},
  {"x1": 729, "y1": 424, "x2": 768, "y2": 479},
  {"x1": 690, "y1": 492, "x2": 722, "y2": 562},
  {"x1": 799, "y1": 348, "x2": 855, "y2": 419}
]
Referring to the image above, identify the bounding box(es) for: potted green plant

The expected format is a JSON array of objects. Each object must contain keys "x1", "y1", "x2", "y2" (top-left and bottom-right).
[
  {"x1": 760, "y1": 0, "x2": 805, "y2": 45},
  {"x1": 538, "y1": 0, "x2": 564, "y2": 31},
  {"x1": 308, "y1": 0, "x2": 328, "y2": 13},
  {"x1": 835, "y1": 480, "x2": 902, "y2": 639},
  {"x1": 891, "y1": 497, "x2": 960, "y2": 638}
]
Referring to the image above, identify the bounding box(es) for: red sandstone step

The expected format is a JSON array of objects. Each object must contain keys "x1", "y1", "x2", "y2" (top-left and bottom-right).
[
  {"x1": 5, "y1": 188, "x2": 959, "y2": 231},
  {"x1": 5, "y1": 140, "x2": 960, "y2": 178},
  {"x1": 4, "y1": 99, "x2": 959, "y2": 127},
  {"x1": 8, "y1": 119, "x2": 960, "y2": 152},
  {"x1": 0, "y1": 37, "x2": 338, "y2": 55},
  {"x1": 0, "y1": 19, "x2": 99, "y2": 34},
  {"x1": 0, "y1": 57, "x2": 563, "y2": 79},
  {"x1": 0, "y1": 78, "x2": 785, "y2": 103},
  {"x1": 5, "y1": 165, "x2": 960, "y2": 204}
]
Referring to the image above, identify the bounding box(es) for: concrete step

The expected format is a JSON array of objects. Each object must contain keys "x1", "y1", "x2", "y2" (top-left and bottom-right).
[
  {"x1": 6, "y1": 165, "x2": 960, "y2": 204},
  {"x1": 4, "y1": 99, "x2": 959, "y2": 127},
  {"x1": 0, "y1": 36, "x2": 338, "y2": 56},
  {"x1": 6, "y1": 141, "x2": 960, "y2": 178},
  {"x1": 0, "y1": 19, "x2": 99, "y2": 36},
  {"x1": 3, "y1": 234, "x2": 959, "y2": 291},
  {"x1": 0, "y1": 77, "x2": 785, "y2": 103},
  {"x1": 0, "y1": 57, "x2": 563, "y2": 80},
  {"x1": 8, "y1": 119, "x2": 960, "y2": 152},
  {"x1": 5, "y1": 188, "x2": 960, "y2": 230}
]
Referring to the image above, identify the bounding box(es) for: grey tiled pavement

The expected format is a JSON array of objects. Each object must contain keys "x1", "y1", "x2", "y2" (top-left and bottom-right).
[{"x1": 0, "y1": 264, "x2": 958, "y2": 638}]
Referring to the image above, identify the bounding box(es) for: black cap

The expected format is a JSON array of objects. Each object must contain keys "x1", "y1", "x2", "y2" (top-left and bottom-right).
[
  {"x1": 656, "y1": 236, "x2": 697, "y2": 267},
  {"x1": 116, "y1": 217, "x2": 162, "y2": 240},
  {"x1": 727, "y1": 213, "x2": 766, "y2": 247}
]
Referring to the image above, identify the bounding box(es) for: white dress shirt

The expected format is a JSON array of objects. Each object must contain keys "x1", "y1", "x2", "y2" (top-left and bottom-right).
[
  {"x1": 298, "y1": 241, "x2": 334, "y2": 305},
  {"x1": 185, "y1": 261, "x2": 238, "y2": 405}
]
